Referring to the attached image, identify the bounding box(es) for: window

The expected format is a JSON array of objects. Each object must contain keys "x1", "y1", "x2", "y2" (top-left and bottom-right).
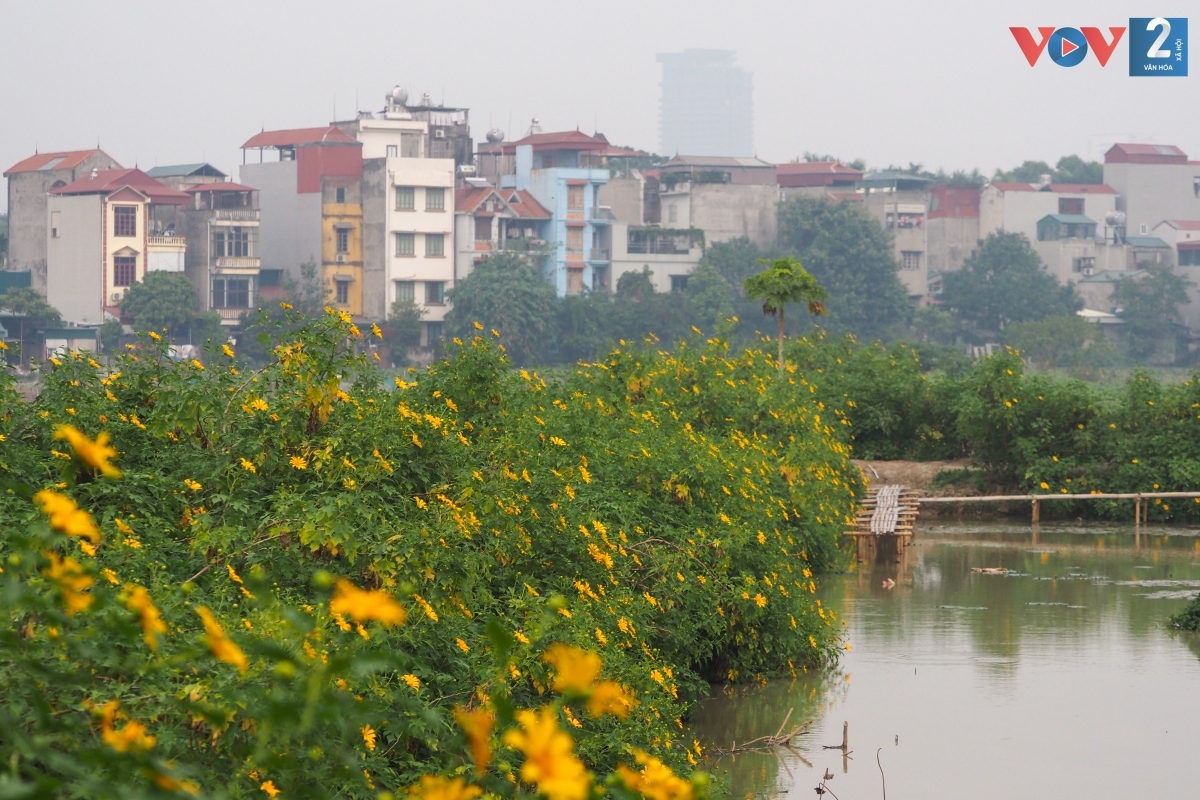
[
  {"x1": 386, "y1": 144, "x2": 398, "y2": 158},
  {"x1": 566, "y1": 268, "x2": 583, "y2": 295},
  {"x1": 395, "y1": 280, "x2": 415, "y2": 303},
  {"x1": 475, "y1": 216, "x2": 492, "y2": 241},
  {"x1": 566, "y1": 227, "x2": 584, "y2": 252},
  {"x1": 335, "y1": 280, "x2": 349, "y2": 304},
  {"x1": 335, "y1": 187, "x2": 346, "y2": 204},
  {"x1": 212, "y1": 278, "x2": 251, "y2": 309},
  {"x1": 670, "y1": 275, "x2": 690, "y2": 292},
  {"x1": 1073, "y1": 256, "x2": 1096, "y2": 273},
  {"x1": 667, "y1": 203, "x2": 678, "y2": 224},
  {"x1": 395, "y1": 232, "x2": 415, "y2": 256},
  {"x1": 1058, "y1": 197, "x2": 1084, "y2": 215},
  {"x1": 425, "y1": 321, "x2": 443, "y2": 343},
  {"x1": 425, "y1": 187, "x2": 445, "y2": 211},
  {"x1": 51, "y1": 210, "x2": 61, "y2": 238},
  {"x1": 567, "y1": 185, "x2": 584, "y2": 210},
  {"x1": 425, "y1": 281, "x2": 445, "y2": 305},
  {"x1": 259, "y1": 269, "x2": 283, "y2": 287},
  {"x1": 901, "y1": 251, "x2": 923, "y2": 270},
  {"x1": 395, "y1": 186, "x2": 415, "y2": 211},
  {"x1": 213, "y1": 227, "x2": 252, "y2": 258},
  {"x1": 113, "y1": 256, "x2": 136, "y2": 286},
  {"x1": 425, "y1": 233, "x2": 444, "y2": 257},
  {"x1": 113, "y1": 206, "x2": 137, "y2": 238},
  {"x1": 336, "y1": 227, "x2": 350, "y2": 253},
  {"x1": 1180, "y1": 249, "x2": 1200, "y2": 266}
]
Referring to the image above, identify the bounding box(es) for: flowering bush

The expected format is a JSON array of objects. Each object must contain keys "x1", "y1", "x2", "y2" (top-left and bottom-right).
[{"x1": 0, "y1": 308, "x2": 855, "y2": 798}]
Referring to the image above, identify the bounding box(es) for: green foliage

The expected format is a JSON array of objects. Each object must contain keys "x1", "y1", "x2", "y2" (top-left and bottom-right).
[
  {"x1": 0, "y1": 311, "x2": 855, "y2": 798},
  {"x1": 119, "y1": 272, "x2": 198, "y2": 337},
  {"x1": 775, "y1": 196, "x2": 912, "y2": 339},
  {"x1": 683, "y1": 262, "x2": 735, "y2": 333},
  {"x1": 1113, "y1": 267, "x2": 1193, "y2": 361},
  {"x1": 99, "y1": 319, "x2": 123, "y2": 353},
  {"x1": 1003, "y1": 315, "x2": 1117, "y2": 371},
  {"x1": 743, "y1": 258, "x2": 826, "y2": 374},
  {"x1": 445, "y1": 252, "x2": 558, "y2": 366},
  {"x1": 941, "y1": 232, "x2": 1082, "y2": 336},
  {"x1": 993, "y1": 155, "x2": 1103, "y2": 185},
  {"x1": 1168, "y1": 594, "x2": 1200, "y2": 631},
  {"x1": 0, "y1": 287, "x2": 62, "y2": 352},
  {"x1": 383, "y1": 299, "x2": 426, "y2": 362}
]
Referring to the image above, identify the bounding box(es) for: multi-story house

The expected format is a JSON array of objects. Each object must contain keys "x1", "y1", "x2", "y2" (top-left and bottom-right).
[
  {"x1": 145, "y1": 163, "x2": 228, "y2": 191},
  {"x1": 177, "y1": 182, "x2": 262, "y2": 326},
  {"x1": 45, "y1": 168, "x2": 189, "y2": 325},
  {"x1": 454, "y1": 182, "x2": 552, "y2": 280},
  {"x1": 240, "y1": 126, "x2": 365, "y2": 317},
  {"x1": 4, "y1": 148, "x2": 121, "y2": 293},
  {"x1": 926, "y1": 184, "x2": 982, "y2": 279},
  {"x1": 656, "y1": 155, "x2": 778, "y2": 250},
  {"x1": 858, "y1": 171, "x2": 933, "y2": 300},
  {"x1": 1103, "y1": 144, "x2": 1200, "y2": 237},
  {"x1": 336, "y1": 88, "x2": 458, "y2": 340},
  {"x1": 609, "y1": 223, "x2": 704, "y2": 293},
  {"x1": 776, "y1": 161, "x2": 863, "y2": 200}
]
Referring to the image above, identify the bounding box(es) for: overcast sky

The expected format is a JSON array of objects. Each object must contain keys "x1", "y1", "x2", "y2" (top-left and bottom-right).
[{"x1": 2, "y1": 0, "x2": 1197, "y2": 210}]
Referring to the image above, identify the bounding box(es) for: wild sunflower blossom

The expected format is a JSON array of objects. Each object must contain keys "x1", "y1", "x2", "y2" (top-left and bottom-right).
[
  {"x1": 329, "y1": 580, "x2": 407, "y2": 627},
  {"x1": 502, "y1": 707, "x2": 591, "y2": 800},
  {"x1": 195, "y1": 606, "x2": 248, "y2": 674},
  {"x1": 542, "y1": 644, "x2": 602, "y2": 694},
  {"x1": 405, "y1": 776, "x2": 481, "y2": 800},
  {"x1": 53, "y1": 424, "x2": 121, "y2": 478},
  {"x1": 616, "y1": 749, "x2": 695, "y2": 800},
  {"x1": 42, "y1": 551, "x2": 94, "y2": 615},
  {"x1": 33, "y1": 489, "x2": 101, "y2": 545},
  {"x1": 124, "y1": 585, "x2": 167, "y2": 650},
  {"x1": 453, "y1": 706, "x2": 494, "y2": 775},
  {"x1": 289, "y1": 456, "x2": 308, "y2": 470},
  {"x1": 361, "y1": 724, "x2": 377, "y2": 751},
  {"x1": 586, "y1": 680, "x2": 634, "y2": 719}
]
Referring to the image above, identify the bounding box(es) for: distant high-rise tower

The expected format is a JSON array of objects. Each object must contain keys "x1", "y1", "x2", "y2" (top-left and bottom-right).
[{"x1": 657, "y1": 49, "x2": 753, "y2": 157}]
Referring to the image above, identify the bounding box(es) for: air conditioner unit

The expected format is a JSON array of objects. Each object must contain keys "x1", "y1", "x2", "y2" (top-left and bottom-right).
[
  {"x1": 1083, "y1": 267, "x2": 1095, "y2": 276},
  {"x1": 433, "y1": 129, "x2": 446, "y2": 139},
  {"x1": 336, "y1": 253, "x2": 347, "y2": 263},
  {"x1": 110, "y1": 293, "x2": 122, "y2": 304}
]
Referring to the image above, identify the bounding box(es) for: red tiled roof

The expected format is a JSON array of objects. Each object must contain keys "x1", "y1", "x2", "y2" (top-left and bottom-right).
[
  {"x1": 182, "y1": 181, "x2": 257, "y2": 193},
  {"x1": 50, "y1": 168, "x2": 190, "y2": 204},
  {"x1": 1104, "y1": 143, "x2": 1191, "y2": 164},
  {"x1": 988, "y1": 181, "x2": 1115, "y2": 194},
  {"x1": 455, "y1": 187, "x2": 495, "y2": 213},
  {"x1": 479, "y1": 130, "x2": 638, "y2": 156},
  {"x1": 455, "y1": 186, "x2": 550, "y2": 219},
  {"x1": 241, "y1": 127, "x2": 359, "y2": 148},
  {"x1": 1161, "y1": 220, "x2": 1200, "y2": 230},
  {"x1": 776, "y1": 161, "x2": 860, "y2": 175},
  {"x1": 506, "y1": 190, "x2": 550, "y2": 219},
  {"x1": 5, "y1": 149, "x2": 110, "y2": 176}
]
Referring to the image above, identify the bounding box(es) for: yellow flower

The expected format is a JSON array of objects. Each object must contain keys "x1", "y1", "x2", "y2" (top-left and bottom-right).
[
  {"x1": 542, "y1": 644, "x2": 602, "y2": 694},
  {"x1": 124, "y1": 585, "x2": 167, "y2": 650},
  {"x1": 280, "y1": 302, "x2": 293, "y2": 310},
  {"x1": 371, "y1": 323, "x2": 383, "y2": 339},
  {"x1": 196, "y1": 606, "x2": 248, "y2": 674},
  {"x1": 99, "y1": 702, "x2": 156, "y2": 754},
  {"x1": 402, "y1": 673, "x2": 421, "y2": 691},
  {"x1": 405, "y1": 776, "x2": 482, "y2": 800},
  {"x1": 456, "y1": 637, "x2": 470, "y2": 653},
  {"x1": 34, "y1": 489, "x2": 101, "y2": 545},
  {"x1": 361, "y1": 724, "x2": 377, "y2": 751},
  {"x1": 289, "y1": 456, "x2": 307, "y2": 470},
  {"x1": 240, "y1": 458, "x2": 257, "y2": 473},
  {"x1": 616, "y1": 749, "x2": 694, "y2": 800},
  {"x1": 185, "y1": 479, "x2": 202, "y2": 492},
  {"x1": 53, "y1": 425, "x2": 121, "y2": 478},
  {"x1": 222, "y1": 344, "x2": 236, "y2": 358},
  {"x1": 191, "y1": 359, "x2": 205, "y2": 370},
  {"x1": 586, "y1": 680, "x2": 634, "y2": 719},
  {"x1": 148, "y1": 331, "x2": 162, "y2": 341},
  {"x1": 754, "y1": 593, "x2": 767, "y2": 608},
  {"x1": 502, "y1": 707, "x2": 591, "y2": 800},
  {"x1": 453, "y1": 706, "x2": 494, "y2": 775},
  {"x1": 153, "y1": 773, "x2": 200, "y2": 795},
  {"x1": 330, "y1": 579, "x2": 407, "y2": 627},
  {"x1": 260, "y1": 780, "x2": 280, "y2": 798},
  {"x1": 42, "y1": 552, "x2": 94, "y2": 615},
  {"x1": 1039, "y1": 482, "x2": 1049, "y2": 490}
]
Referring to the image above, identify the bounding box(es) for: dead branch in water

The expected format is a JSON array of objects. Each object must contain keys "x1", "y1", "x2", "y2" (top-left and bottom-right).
[{"x1": 709, "y1": 708, "x2": 812, "y2": 755}]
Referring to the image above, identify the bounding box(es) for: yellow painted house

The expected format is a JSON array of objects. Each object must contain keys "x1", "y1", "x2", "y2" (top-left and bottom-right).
[{"x1": 321, "y1": 180, "x2": 363, "y2": 316}]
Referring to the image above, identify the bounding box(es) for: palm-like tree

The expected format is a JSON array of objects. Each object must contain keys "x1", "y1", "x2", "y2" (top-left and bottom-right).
[{"x1": 743, "y1": 257, "x2": 826, "y2": 375}]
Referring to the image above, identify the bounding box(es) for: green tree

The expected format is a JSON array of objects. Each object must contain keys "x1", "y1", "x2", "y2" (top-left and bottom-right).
[
  {"x1": 993, "y1": 155, "x2": 1103, "y2": 184},
  {"x1": 743, "y1": 257, "x2": 827, "y2": 374},
  {"x1": 0, "y1": 287, "x2": 62, "y2": 359},
  {"x1": 941, "y1": 232, "x2": 1081, "y2": 336},
  {"x1": 118, "y1": 272, "x2": 197, "y2": 338},
  {"x1": 776, "y1": 196, "x2": 911, "y2": 338},
  {"x1": 98, "y1": 318, "x2": 122, "y2": 353},
  {"x1": 1112, "y1": 266, "x2": 1193, "y2": 361},
  {"x1": 684, "y1": 261, "x2": 735, "y2": 332},
  {"x1": 444, "y1": 251, "x2": 557, "y2": 365},
  {"x1": 1003, "y1": 314, "x2": 1116, "y2": 370},
  {"x1": 992, "y1": 159, "x2": 1054, "y2": 183},
  {"x1": 383, "y1": 299, "x2": 426, "y2": 364}
]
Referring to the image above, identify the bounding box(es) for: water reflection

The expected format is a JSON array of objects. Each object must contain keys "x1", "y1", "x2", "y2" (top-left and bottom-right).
[{"x1": 690, "y1": 522, "x2": 1200, "y2": 799}]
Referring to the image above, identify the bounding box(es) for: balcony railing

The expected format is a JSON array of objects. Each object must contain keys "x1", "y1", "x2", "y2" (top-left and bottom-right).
[
  {"x1": 589, "y1": 248, "x2": 610, "y2": 263},
  {"x1": 147, "y1": 235, "x2": 186, "y2": 248},
  {"x1": 213, "y1": 256, "x2": 261, "y2": 270},
  {"x1": 213, "y1": 209, "x2": 259, "y2": 222},
  {"x1": 215, "y1": 308, "x2": 249, "y2": 321},
  {"x1": 589, "y1": 206, "x2": 612, "y2": 223}
]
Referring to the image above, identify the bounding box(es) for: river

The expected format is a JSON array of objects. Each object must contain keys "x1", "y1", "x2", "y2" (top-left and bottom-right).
[{"x1": 690, "y1": 521, "x2": 1200, "y2": 799}]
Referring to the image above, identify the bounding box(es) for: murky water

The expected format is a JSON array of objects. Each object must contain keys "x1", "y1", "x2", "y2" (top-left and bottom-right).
[{"x1": 691, "y1": 522, "x2": 1200, "y2": 799}]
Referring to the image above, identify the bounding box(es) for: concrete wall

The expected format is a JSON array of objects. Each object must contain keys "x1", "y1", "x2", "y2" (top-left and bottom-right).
[
  {"x1": 6, "y1": 151, "x2": 117, "y2": 294},
  {"x1": 147, "y1": 247, "x2": 185, "y2": 273},
  {"x1": 686, "y1": 183, "x2": 778, "y2": 248},
  {"x1": 46, "y1": 195, "x2": 103, "y2": 325},
  {"x1": 1032, "y1": 240, "x2": 1134, "y2": 285},
  {"x1": 926, "y1": 216, "x2": 979, "y2": 274},
  {"x1": 600, "y1": 176, "x2": 643, "y2": 224},
  {"x1": 862, "y1": 189, "x2": 927, "y2": 297},
  {"x1": 241, "y1": 161, "x2": 322, "y2": 284},
  {"x1": 1104, "y1": 162, "x2": 1200, "y2": 235},
  {"x1": 980, "y1": 187, "x2": 1117, "y2": 241}
]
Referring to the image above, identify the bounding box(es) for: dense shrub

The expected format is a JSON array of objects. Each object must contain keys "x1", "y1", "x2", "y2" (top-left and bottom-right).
[{"x1": 0, "y1": 310, "x2": 855, "y2": 798}]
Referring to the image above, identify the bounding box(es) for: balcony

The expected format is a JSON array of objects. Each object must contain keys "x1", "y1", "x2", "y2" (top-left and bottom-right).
[
  {"x1": 213, "y1": 256, "x2": 261, "y2": 271},
  {"x1": 589, "y1": 206, "x2": 612, "y2": 224},
  {"x1": 588, "y1": 248, "x2": 610, "y2": 263},
  {"x1": 147, "y1": 235, "x2": 187, "y2": 249},
  {"x1": 213, "y1": 208, "x2": 259, "y2": 222},
  {"x1": 215, "y1": 308, "x2": 249, "y2": 323}
]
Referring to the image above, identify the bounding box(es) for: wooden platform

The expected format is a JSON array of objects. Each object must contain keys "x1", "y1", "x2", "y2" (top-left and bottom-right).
[{"x1": 844, "y1": 484, "x2": 919, "y2": 563}]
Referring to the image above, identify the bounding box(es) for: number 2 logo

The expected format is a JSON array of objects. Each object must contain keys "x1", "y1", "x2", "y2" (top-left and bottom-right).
[{"x1": 1145, "y1": 17, "x2": 1171, "y2": 58}]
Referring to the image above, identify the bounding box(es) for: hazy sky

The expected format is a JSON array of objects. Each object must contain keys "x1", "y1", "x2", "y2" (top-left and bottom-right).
[{"x1": 2, "y1": 0, "x2": 1197, "y2": 210}]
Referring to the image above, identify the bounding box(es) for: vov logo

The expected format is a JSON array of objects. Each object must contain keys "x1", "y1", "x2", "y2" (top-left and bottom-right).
[{"x1": 1010, "y1": 26, "x2": 1126, "y2": 67}]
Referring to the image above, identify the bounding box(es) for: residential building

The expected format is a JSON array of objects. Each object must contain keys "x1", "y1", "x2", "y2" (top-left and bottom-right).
[
  {"x1": 657, "y1": 155, "x2": 778, "y2": 249},
  {"x1": 1032, "y1": 212, "x2": 1168, "y2": 287},
  {"x1": 610, "y1": 223, "x2": 704, "y2": 293},
  {"x1": 337, "y1": 87, "x2": 459, "y2": 339},
  {"x1": 454, "y1": 183, "x2": 551, "y2": 280},
  {"x1": 980, "y1": 181, "x2": 1118, "y2": 242},
  {"x1": 45, "y1": 168, "x2": 190, "y2": 325},
  {"x1": 926, "y1": 184, "x2": 981, "y2": 275},
  {"x1": 479, "y1": 129, "x2": 632, "y2": 296},
  {"x1": 4, "y1": 149, "x2": 121, "y2": 293},
  {"x1": 657, "y1": 49, "x2": 753, "y2": 157},
  {"x1": 241, "y1": 126, "x2": 365, "y2": 318},
  {"x1": 776, "y1": 161, "x2": 863, "y2": 200},
  {"x1": 177, "y1": 182, "x2": 262, "y2": 325},
  {"x1": 145, "y1": 163, "x2": 228, "y2": 191},
  {"x1": 860, "y1": 172, "x2": 933, "y2": 299},
  {"x1": 1151, "y1": 220, "x2": 1200, "y2": 329},
  {"x1": 1103, "y1": 143, "x2": 1200, "y2": 236}
]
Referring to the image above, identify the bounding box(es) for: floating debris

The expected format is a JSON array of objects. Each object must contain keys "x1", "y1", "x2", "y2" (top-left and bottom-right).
[
  {"x1": 971, "y1": 567, "x2": 1008, "y2": 575},
  {"x1": 1140, "y1": 590, "x2": 1200, "y2": 600},
  {"x1": 938, "y1": 605, "x2": 988, "y2": 610},
  {"x1": 1027, "y1": 602, "x2": 1069, "y2": 606}
]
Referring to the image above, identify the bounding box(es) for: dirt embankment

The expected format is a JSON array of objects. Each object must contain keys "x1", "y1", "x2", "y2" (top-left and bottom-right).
[{"x1": 852, "y1": 459, "x2": 972, "y2": 495}]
